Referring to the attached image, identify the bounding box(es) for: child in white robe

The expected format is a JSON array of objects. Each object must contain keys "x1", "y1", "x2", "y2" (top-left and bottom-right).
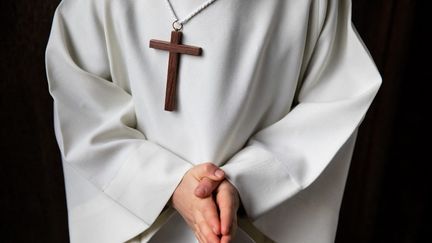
[{"x1": 45, "y1": 0, "x2": 381, "y2": 242}]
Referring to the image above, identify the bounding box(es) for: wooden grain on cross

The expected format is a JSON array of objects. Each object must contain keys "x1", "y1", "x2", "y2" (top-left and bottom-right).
[{"x1": 149, "y1": 31, "x2": 202, "y2": 111}]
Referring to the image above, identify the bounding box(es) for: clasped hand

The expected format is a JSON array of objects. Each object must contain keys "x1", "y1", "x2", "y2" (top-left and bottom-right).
[{"x1": 171, "y1": 163, "x2": 239, "y2": 243}]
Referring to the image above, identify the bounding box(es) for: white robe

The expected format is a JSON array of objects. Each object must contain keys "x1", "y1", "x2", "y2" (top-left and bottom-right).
[{"x1": 45, "y1": 0, "x2": 381, "y2": 242}]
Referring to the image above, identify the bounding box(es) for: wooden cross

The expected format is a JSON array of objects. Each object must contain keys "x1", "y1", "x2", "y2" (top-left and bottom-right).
[{"x1": 149, "y1": 31, "x2": 202, "y2": 111}]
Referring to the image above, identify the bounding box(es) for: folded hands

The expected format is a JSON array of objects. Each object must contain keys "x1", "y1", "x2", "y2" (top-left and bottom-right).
[{"x1": 171, "y1": 163, "x2": 240, "y2": 243}]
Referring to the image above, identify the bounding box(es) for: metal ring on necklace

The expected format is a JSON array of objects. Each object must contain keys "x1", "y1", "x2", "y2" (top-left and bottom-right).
[{"x1": 172, "y1": 20, "x2": 183, "y2": 31}]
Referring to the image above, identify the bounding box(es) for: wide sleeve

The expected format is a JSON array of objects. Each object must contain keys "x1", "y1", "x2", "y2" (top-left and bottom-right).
[
  {"x1": 45, "y1": 0, "x2": 193, "y2": 225},
  {"x1": 220, "y1": 0, "x2": 382, "y2": 220}
]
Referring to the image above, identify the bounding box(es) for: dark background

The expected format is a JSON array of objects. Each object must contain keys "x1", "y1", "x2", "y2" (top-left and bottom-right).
[{"x1": 1, "y1": 0, "x2": 430, "y2": 242}]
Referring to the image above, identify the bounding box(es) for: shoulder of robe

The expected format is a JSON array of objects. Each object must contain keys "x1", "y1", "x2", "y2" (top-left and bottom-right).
[{"x1": 55, "y1": 0, "x2": 107, "y2": 18}]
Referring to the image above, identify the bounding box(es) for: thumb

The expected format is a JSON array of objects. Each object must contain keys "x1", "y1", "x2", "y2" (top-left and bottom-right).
[
  {"x1": 194, "y1": 177, "x2": 223, "y2": 198},
  {"x1": 194, "y1": 163, "x2": 225, "y2": 181}
]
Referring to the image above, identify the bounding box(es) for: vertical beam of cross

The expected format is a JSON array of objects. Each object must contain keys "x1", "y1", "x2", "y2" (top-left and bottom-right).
[{"x1": 149, "y1": 31, "x2": 202, "y2": 111}]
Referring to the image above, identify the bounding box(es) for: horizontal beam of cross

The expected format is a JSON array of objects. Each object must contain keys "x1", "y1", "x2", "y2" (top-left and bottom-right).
[{"x1": 149, "y1": 40, "x2": 202, "y2": 56}]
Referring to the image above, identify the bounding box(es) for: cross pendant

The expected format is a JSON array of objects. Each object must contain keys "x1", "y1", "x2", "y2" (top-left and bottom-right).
[{"x1": 149, "y1": 31, "x2": 202, "y2": 111}]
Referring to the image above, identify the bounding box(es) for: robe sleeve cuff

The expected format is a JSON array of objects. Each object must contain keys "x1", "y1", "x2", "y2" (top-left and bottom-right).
[
  {"x1": 102, "y1": 140, "x2": 193, "y2": 225},
  {"x1": 221, "y1": 143, "x2": 302, "y2": 220}
]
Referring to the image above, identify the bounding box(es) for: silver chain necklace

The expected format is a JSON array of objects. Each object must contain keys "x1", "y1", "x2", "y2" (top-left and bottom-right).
[{"x1": 164, "y1": 0, "x2": 220, "y2": 31}]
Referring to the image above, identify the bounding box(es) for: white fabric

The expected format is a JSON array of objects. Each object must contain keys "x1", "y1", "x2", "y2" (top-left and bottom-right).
[{"x1": 45, "y1": 0, "x2": 381, "y2": 242}]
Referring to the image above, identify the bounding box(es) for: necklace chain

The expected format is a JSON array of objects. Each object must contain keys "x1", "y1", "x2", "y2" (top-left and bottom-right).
[{"x1": 165, "y1": 0, "x2": 219, "y2": 27}]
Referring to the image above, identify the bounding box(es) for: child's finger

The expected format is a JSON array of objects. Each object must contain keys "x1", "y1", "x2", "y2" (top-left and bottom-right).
[
  {"x1": 195, "y1": 211, "x2": 221, "y2": 243},
  {"x1": 195, "y1": 177, "x2": 223, "y2": 198},
  {"x1": 216, "y1": 181, "x2": 239, "y2": 236}
]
